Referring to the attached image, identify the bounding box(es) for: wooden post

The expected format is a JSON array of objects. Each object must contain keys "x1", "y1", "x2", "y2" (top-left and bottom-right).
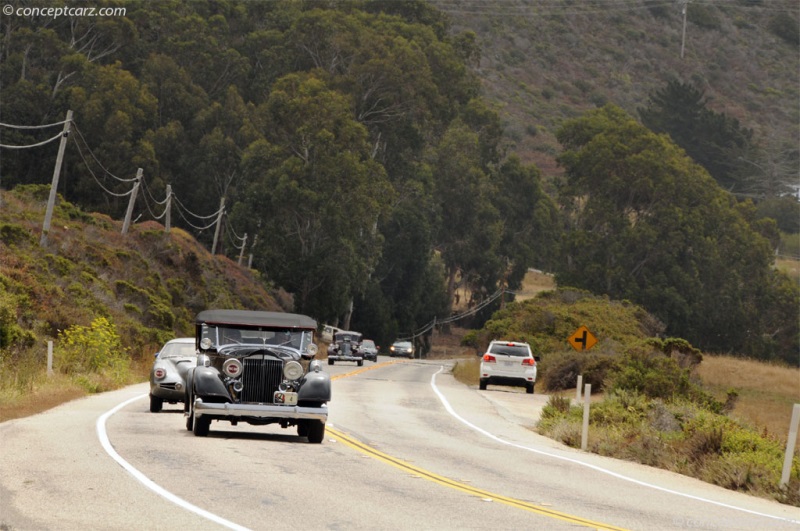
[
  {"x1": 121, "y1": 168, "x2": 142, "y2": 234},
  {"x1": 237, "y1": 233, "x2": 247, "y2": 265},
  {"x1": 165, "y1": 184, "x2": 172, "y2": 233},
  {"x1": 47, "y1": 340, "x2": 54, "y2": 377},
  {"x1": 211, "y1": 197, "x2": 225, "y2": 255},
  {"x1": 247, "y1": 234, "x2": 258, "y2": 269},
  {"x1": 40, "y1": 110, "x2": 73, "y2": 246}
]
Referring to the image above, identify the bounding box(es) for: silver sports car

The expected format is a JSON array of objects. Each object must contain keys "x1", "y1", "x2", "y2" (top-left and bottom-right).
[{"x1": 149, "y1": 337, "x2": 197, "y2": 412}]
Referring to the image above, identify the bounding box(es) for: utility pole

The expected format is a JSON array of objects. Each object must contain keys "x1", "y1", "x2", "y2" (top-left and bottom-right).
[
  {"x1": 121, "y1": 168, "x2": 142, "y2": 234},
  {"x1": 211, "y1": 197, "x2": 225, "y2": 255},
  {"x1": 247, "y1": 234, "x2": 258, "y2": 269},
  {"x1": 40, "y1": 109, "x2": 73, "y2": 246},
  {"x1": 680, "y1": 0, "x2": 689, "y2": 59},
  {"x1": 165, "y1": 184, "x2": 172, "y2": 233},
  {"x1": 237, "y1": 233, "x2": 247, "y2": 265}
]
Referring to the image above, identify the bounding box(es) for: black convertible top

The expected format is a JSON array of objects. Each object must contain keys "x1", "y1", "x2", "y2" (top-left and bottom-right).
[{"x1": 195, "y1": 309, "x2": 317, "y2": 330}]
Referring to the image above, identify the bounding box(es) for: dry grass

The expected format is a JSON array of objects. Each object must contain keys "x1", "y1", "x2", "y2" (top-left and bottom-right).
[
  {"x1": 776, "y1": 257, "x2": 800, "y2": 284},
  {"x1": 0, "y1": 374, "x2": 87, "y2": 423},
  {"x1": 695, "y1": 354, "x2": 800, "y2": 442},
  {"x1": 515, "y1": 269, "x2": 556, "y2": 300}
]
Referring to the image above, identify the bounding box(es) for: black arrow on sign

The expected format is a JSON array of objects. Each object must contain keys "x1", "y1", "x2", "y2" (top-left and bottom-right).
[{"x1": 574, "y1": 330, "x2": 587, "y2": 350}]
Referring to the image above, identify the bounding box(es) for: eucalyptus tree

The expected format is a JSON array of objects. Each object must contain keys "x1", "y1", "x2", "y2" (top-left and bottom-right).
[
  {"x1": 430, "y1": 120, "x2": 503, "y2": 309},
  {"x1": 231, "y1": 73, "x2": 392, "y2": 321},
  {"x1": 492, "y1": 156, "x2": 561, "y2": 288},
  {"x1": 556, "y1": 105, "x2": 798, "y2": 362}
]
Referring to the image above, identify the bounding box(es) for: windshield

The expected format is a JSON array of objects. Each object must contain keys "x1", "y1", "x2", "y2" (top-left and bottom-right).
[
  {"x1": 160, "y1": 342, "x2": 196, "y2": 358},
  {"x1": 489, "y1": 343, "x2": 531, "y2": 357},
  {"x1": 202, "y1": 324, "x2": 313, "y2": 351},
  {"x1": 362, "y1": 340, "x2": 375, "y2": 348}
]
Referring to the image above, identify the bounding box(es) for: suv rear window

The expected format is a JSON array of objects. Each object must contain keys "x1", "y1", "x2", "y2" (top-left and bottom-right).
[{"x1": 489, "y1": 344, "x2": 530, "y2": 357}]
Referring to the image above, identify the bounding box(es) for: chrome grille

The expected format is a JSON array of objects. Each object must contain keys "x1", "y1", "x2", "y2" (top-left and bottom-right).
[{"x1": 240, "y1": 357, "x2": 283, "y2": 404}]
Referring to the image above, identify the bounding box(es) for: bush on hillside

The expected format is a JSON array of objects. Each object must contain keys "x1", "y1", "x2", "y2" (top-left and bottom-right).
[{"x1": 55, "y1": 316, "x2": 130, "y2": 389}]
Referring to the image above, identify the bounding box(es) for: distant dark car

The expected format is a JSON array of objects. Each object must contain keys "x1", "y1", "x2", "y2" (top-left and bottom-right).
[
  {"x1": 327, "y1": 331, "x2": 364, "y2": 366},
  {"x1": 389, "y1": 340, "x2": 414, "y2": 359},
  {"x1": 149, "y1": 337, "x2": 196, "y2": 413},
  {"x1": 359, "y1": 339, "x2": 378, "y2": 362},
  {"x1": 185, "y1": 309, "x2": 330, "y2": 442}
]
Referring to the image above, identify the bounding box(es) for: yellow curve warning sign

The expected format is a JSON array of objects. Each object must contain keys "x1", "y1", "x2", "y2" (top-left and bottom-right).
[{"x1": 568, "y1": 325, "x2": 597, "y2": 351}]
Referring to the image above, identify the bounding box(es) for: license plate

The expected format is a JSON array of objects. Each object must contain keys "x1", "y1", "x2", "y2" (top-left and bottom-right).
[
  {"x1": 503, "y1": 361, "x2": 515, "y2": 367},
  {"x1": 274, "y1": 391, "x2": 298, "y2": 405}
]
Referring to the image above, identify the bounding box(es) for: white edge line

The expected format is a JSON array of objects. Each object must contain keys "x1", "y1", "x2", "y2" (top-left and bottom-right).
[
  {"x1": 430, "y1": 366, "x2": 800, "y2": 525},
  {"x1": 96, "y1": 393, "x2": 250, "y2": 531}
]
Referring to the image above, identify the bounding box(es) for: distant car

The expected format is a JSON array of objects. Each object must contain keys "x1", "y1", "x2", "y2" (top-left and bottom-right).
[
  {"x1": 479, "y1": 340, "x2": 537, "y2": 394},
  {"x1": 149, "y1": 337, "x2": 197, "y2": 412},
  {"x1": 389, "y1": 340, "x2": 414, "y2": 359},
  {"x1": 327, "y1": 331, "x2": 364, "y2": 366},
  {"x1": 185, "y1": 309, "x2": 330, "y2": 442},
  {"x1": 359, "y1": 339, "x2": 378, "y2": 362}
]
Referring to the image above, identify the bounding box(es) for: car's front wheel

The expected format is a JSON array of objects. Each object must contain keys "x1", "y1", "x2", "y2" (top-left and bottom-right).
[
  {"x1": 149, "y1": 394, "x2": 163, "y2": 413},
  {"x1": 193, "y1": 414, "x2": 210, "y2": 437},
  {"x1": 307, "y1": 420, "x2": 325, "y2": 444},
  {"x1": 328, "y1": 359, "x2": 334, "y2": 365},
  {"x1": 297, "y1": 421, "x2": 309, "y2": 437}
]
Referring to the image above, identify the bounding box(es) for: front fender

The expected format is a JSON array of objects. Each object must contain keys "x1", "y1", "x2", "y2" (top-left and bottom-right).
[
  {"x1": 298, "y1": 370, "x2": 331, "y2": 402},
  {"x1": 193, "y1": 366, "x2": 231, "y2": 401}
]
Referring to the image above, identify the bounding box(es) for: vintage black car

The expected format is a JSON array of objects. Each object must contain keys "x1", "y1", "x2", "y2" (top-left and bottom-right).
[
  {"x1": 327, "y1": 330, "x2": 364, "y2": 366},
  {"x1": 184, "y1": 309, "x2": 331, "y2": 443}
]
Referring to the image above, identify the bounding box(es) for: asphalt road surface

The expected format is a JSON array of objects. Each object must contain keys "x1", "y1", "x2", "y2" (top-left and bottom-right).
[{"x1": 1, "y1": 357, "x2": 799, "y2": 530}]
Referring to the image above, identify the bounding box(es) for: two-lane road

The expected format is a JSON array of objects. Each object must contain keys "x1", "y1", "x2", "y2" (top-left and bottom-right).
[{"x1": 1, "y1": 358, "x2": 798, "y2": 530}]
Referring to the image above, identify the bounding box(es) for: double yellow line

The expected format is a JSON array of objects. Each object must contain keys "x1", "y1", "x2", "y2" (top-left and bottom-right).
[{"x1": 329, "y1": 364, "x2": 628, "y2": 530}]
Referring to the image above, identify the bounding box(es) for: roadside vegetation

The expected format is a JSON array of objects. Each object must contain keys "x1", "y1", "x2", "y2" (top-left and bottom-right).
[
  {"x1": 0, "y1": 186, "x2": 281, "y2": 422},
  {"x1": 452, "y1": 279, "x2": 800, "y2": 506}
]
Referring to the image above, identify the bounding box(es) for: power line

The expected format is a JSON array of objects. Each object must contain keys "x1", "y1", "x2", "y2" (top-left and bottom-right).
[{"x1": 0, "y1": 131, "x2": 65, "y2": 149}]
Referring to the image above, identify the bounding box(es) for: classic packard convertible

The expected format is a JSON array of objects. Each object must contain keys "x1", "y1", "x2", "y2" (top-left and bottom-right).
[{"x1": 184, "y1": 309, "x2": 331, "y2": 443}]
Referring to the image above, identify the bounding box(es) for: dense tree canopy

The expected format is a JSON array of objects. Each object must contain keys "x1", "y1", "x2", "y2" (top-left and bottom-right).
[
  {"x1": 2, "y1": 1, "x2": 795, "y2": 362},
  {"x1": 556, "y1": 105, "x2": 798, "y2": 362}
]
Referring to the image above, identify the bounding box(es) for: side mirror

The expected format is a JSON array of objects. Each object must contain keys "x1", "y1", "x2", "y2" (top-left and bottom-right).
[
  {"x1": 534, "y1": 356, "x2": 541, "y2": 362},
  {"x1": 154, "y1": 352, "x2": 159, "y2": 358}
]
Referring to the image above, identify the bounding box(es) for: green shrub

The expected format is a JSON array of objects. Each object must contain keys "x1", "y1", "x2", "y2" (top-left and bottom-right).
[
  {"x1": 769, "y1": 14, "x2": 799, "y2": 45},
  {"x1": 0, "y1": 223, "x2": 35, "y2": 246},
  {"x1": 607, "y1": 346, "x2": 691, "y2": 399},
  {"x1": 55, "y1": 317, "x2": 130, "y2": 384}
]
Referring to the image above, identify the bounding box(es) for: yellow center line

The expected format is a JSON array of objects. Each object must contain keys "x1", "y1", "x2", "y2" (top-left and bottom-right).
[{"x1": 328, "y1": 364, "x2": 629, "y2": 531}]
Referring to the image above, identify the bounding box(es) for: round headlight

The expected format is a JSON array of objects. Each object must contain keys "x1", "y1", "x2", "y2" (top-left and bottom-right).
[
  {"x1": 223, "y1": 358, "x2": 243, "y2": 378},
  {"x1": 154, "y1": 368, "x2": 166, "y2": 379},
  {"x1": 200, "y1": 337, "x2": 213, "y2": 350},
  {"x1": 306, "y1": 343, "x2": 318, "y2": 357},
  {"x1": 284, "y1": 360, "x2": 304, "y2": 380}
]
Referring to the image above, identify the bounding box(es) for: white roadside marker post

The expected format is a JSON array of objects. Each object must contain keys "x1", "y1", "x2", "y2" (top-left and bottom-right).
[
  {"x1": 581, "y1": 383, "x2": 592, "y2": 451},
  {"x1": 780, "y1": 404, "x2": 800, "y2": 490}
]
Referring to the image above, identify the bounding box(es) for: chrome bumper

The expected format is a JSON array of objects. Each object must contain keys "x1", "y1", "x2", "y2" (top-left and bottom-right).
[
  {"x1": 194, "y1": 398, "x2": 328, "y2": 421},
  {"x1": 328, "y1": 355, "x2": 363, "y2": 361}
]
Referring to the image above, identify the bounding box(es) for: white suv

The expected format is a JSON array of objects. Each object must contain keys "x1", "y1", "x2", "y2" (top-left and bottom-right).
[{"x1": 479, "y1": 340, "x2": 537, "y2": 394}]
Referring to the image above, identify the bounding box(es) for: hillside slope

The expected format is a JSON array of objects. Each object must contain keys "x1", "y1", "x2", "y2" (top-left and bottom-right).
[
  {"x1": 0, "y1": 185, "x2": 283, "y2": 361},
  {"x1": 435, "y1": 0, "x2": 799, "y2": 178}
]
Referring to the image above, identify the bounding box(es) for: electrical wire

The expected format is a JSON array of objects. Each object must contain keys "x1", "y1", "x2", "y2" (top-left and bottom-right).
[
  {"x1": 0, "y1": 119, "x2": 68, "y2": 129},
  {"x1": 0, "y1": 131, "x2": 65, "y2": 149},
  {"x1": 71, "y1": 123, "x2": 138, "y2": 183}
]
